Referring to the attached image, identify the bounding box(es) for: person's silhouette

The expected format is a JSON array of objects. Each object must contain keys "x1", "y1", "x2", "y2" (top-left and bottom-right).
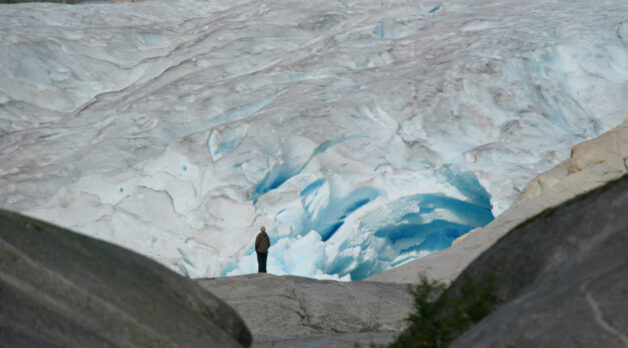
[{"x1": 254, "y1": 226, "x2": 270, "y2": 273}]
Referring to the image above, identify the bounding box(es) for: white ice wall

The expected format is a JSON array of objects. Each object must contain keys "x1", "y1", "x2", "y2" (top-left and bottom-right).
[{"x1": 1, "y1": 0, "x2": 627, "y2": 279}]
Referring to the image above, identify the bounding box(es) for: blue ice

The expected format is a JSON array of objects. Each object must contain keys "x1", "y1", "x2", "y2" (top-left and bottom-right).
[
  {"x1": 373, "y1": 194, "x2": 492, "y2": 243},
  {"x1": 290, "y1": 73, "x2": 306, "y2": 81},
  {"x1": 215, "y1": 135, "x2": 244, "y2": 156},
  {"x1": 252, "y1": 163, "x2": 299, "y2": 203},
  {"x1": 439, "y1": 165, "x2": 492, "y2": 208},
  {"x1": 375, "y1": 217, "x2": 473, "y2": 243},
  {"x1": 300, "y1": 179, "x2": 326, "y2": 197},
  {"x1": 252, "y1": 136, "x2": 366, "y2": 202},
  {"x1": 349, "y1": 259, "x2": 381, "y2": 281},
  {"x1": 305, "y1": 187, "x2": 379, "y2": 241},
  {"x1": 429, "y1": 5, "x2": 441, "y2": 13},
  {"x1": 312, "y1": 136, "x2": 365, "y2": 156},
  {"x1": 343, "y1": 168, "x2": 494, "y2": 280},
  {"x1": 374, "y1": 23, "x2": 385, "y2": 38}
]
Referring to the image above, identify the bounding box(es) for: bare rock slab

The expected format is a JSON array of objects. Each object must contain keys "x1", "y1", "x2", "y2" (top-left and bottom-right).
[{"x1": 198, "y1": 274, "x2": 414, "y2": 347}]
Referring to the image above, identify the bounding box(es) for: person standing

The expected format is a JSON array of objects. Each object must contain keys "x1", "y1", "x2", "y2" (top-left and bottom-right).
[{"x1": 255, "y1": 226, "x2": 271, "y2": 273}]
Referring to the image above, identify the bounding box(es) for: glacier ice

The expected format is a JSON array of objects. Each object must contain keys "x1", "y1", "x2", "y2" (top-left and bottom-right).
[{"x1": 0, "y1": 0, "x2": 627, "y2": 280}]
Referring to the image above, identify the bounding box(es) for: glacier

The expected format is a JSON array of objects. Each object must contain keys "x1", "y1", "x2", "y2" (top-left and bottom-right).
[{"x1": 0, "y1": 0, "x2": 627, "y2": 280}]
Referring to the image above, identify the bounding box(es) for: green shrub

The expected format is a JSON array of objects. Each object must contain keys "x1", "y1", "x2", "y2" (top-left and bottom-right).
[{"x1": 390, "y1": 273, "x2": 500, "y2": 348}]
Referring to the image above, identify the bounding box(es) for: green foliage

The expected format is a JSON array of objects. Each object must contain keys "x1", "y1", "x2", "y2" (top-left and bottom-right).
[{"x1": 390, "y1": 273, "x2": 500, "y2": 348}]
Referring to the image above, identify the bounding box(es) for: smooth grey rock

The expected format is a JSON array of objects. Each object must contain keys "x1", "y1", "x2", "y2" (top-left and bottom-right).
[
  {"x1": 449, "y1": 175, "x2": 628, "y2": 347},
  {"x1": 0, "y1": 209, "x2": 252, "y2": 347},
  {"x1": 251, "y1": 332, "x2": 399, "y2": 348},
  {"x1": 197, "y1": 274, "x2": 414, "y2": 347}
]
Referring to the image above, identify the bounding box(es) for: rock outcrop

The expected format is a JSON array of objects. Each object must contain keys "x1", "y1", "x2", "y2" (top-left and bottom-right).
[
  {"x1": 367, "y1": 120, "x2": 628, "y2": 285},
  {"x1": 448, "y1": 174, "x2": 628, "y2": 347},
  {"x1": 0, "y1": 209, "x2": 252, "y2": 347},
  {"x1": 198, "y1": 274, "x2": 414, "y2": 347}
]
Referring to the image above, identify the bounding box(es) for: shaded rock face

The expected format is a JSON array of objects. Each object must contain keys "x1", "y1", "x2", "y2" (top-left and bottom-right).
[
  {"x1": 0, "y1": 210, "x2": 251, "y2": 347},
  {"x1": 449, "y1": 175, "x2": 628, "y2": 347},
  {"x1": 198, "y1": 274, "x2": 414, "y2": 347}
]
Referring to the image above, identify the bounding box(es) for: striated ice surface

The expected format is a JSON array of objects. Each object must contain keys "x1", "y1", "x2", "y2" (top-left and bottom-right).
[{"x1": 1, "y1": 0, "x2": 627, "y2": 280}]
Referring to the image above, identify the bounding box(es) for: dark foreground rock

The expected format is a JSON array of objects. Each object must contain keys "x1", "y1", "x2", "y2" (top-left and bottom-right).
[
  {"x1": 447, "y1": 175, "x2": 628, "y2": 347},
  {"x1": 0, "y1": 210, "x2": 251, "y2": 347},
  {"x1": 198, "y1": 274, "x2": 414, "y2": 347}
]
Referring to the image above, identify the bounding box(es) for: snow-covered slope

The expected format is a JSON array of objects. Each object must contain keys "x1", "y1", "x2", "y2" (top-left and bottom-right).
[{"x1": 1, "y1": 0, "x2": 627, "y2": 279}]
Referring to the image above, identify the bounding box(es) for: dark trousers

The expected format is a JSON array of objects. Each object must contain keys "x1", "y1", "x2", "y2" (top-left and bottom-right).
[{"x1": 256, "y1": 252, "x2": 268, "y2": 273}]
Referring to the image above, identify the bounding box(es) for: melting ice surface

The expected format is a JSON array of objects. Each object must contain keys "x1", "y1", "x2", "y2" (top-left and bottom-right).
[{"x1": 1, "y1": 0, "x2": 627, "y2": 280}]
